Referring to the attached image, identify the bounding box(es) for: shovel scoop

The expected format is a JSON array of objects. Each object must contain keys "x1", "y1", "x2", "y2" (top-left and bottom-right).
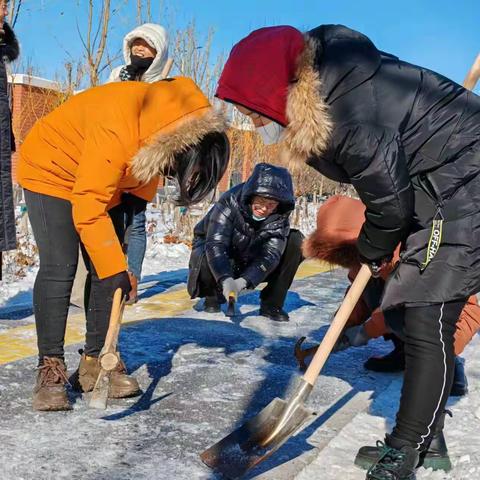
[
  {"x1": 200, "y1": 264, "x2": 372, "y2": 479},
  {"x1": 225, "y1": 292, "x2": 237, "y2": 317},
  {"x1": 200, "y1": 378, "x2": 314, "y2": 479}
]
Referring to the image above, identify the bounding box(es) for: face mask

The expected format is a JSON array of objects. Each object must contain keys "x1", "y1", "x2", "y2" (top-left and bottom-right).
[
  {"x1": 252, "y1": 213, "x2": 267, "y2": 221},
  {"x1": 256, "y1": 121, "x2": 285, "y2": 145},
  {"x1": 130, "y1": 55, "x2": 154, "y2": 70}
]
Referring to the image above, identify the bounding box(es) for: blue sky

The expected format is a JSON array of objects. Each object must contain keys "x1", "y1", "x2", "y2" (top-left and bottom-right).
[{"x1": 13, "y1": 0, "x2": 480, "y2": 91}]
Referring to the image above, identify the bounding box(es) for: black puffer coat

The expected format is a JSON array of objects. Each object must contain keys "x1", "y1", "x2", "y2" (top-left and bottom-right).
[
  {"x1": 0, "y1": 23, "x2": 19, "y2": 253},
  {"x1": 187, "y1": 163, "x2": 295, "y2": 297},
  {"x1": 283, "y1": 25, "x2": 480, "y2": 309}
]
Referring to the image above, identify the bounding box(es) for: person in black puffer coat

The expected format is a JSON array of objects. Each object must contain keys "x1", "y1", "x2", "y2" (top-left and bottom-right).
[
  {"x1": 216, "y1": 25, "x2": 480, "y2": 479},
  {"x1": 0, "y1": 19, "x2": 19, "y2": 278},
  {"x1": 188, "y1": 163, "x2": 303, "y2": 322}
]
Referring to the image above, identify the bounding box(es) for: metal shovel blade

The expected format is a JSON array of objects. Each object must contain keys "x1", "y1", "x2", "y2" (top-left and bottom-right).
[
  {"x1": 89, "y1": 369, "x2": 110, "y2": 410},
  {"x1": 200, "y1": 380, "x2": 314, "y2": 479},
  {"x1": 225, "y1": 295, "x2": 236, "y2": 317}
]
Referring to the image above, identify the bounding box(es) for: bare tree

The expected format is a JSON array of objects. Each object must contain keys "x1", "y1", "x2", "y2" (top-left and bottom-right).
[
  {"x1": 77, "y1": 0, "x2": 113, "y2": 86},
  {"x1": 135, "y1": 0, "x2": 153, "y2": 24},
  {"x1": 171, "y1": 21, "x2": 223, "y2": 99},
  {"x1": 7, "y1": 0, "x2": 22, "y2": 28}
]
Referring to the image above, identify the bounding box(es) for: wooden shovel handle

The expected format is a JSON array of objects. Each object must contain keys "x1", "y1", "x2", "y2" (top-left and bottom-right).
[
  {"x1": 161, "y1": 58, "x2": 174, "y2": 79},
  {"x1": 303, "y1": 264, "x2": 372, "y2": 386},
  {"x1": 102, "y1": 288, "x2": 125, "y2": 355}
]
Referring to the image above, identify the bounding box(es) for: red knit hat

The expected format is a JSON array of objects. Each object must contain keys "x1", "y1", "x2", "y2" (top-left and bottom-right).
[{"x1": 216, "y1": 26, "x2": 305, "y2": 126}]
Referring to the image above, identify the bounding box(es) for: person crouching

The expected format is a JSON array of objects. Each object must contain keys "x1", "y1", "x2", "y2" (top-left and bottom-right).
[{"x1": 188, "y1": 163, "x2": 303, "y2": 322}]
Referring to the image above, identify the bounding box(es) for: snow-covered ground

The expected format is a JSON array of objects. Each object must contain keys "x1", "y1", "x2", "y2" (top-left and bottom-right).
[
  {"x1": 1, "y1": 201, "x2": 478, "y2": 479},
  {"x1": 0, "y1": 254, "x2": 479, "y2": 479}
]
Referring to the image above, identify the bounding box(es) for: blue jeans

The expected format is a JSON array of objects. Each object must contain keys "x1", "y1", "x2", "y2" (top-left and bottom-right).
[{"x1": 126, "y1": 208, "x2": 147, "y2": 280}]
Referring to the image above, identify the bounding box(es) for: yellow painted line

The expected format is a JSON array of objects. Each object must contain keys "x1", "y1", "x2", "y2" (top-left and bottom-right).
[{"x1": 0, "y1": 260, "x2": 330, "y2": 365}]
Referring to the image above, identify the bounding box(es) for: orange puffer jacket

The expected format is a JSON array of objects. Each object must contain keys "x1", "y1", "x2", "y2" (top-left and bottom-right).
[
  {"x1": 304, "y1": 195, "x2": 480, "y2": 355},
  {"x1": 18, "y1": 77, "x2": 225, "y2": 278}
]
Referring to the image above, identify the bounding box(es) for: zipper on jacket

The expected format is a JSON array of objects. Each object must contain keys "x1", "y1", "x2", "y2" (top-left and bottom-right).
[{"x1": 418, "y1": 172, "x2": 444, "y2": 209}]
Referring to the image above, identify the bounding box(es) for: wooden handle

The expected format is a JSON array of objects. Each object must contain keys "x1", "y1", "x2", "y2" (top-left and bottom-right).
[
  {"x1": 100, "y1": 351, "x2": 120, "y2": 371},
  {"x1": 101, "y1": 288, "x2": 125, "y2": 355},
  {"x1": 303, "y1": 264, "x2": 371, "y2": 385},
  {"x1": 161, "y1": 58, "x2": 174, "y2": 79}
]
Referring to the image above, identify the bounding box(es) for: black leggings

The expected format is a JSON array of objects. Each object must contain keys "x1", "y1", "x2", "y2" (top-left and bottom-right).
[
  {"x1": 391, "y1": 300, "x2": 466, "y2": 449},
  {"x1": 25, "y1": 190, "x2": 126, "y2": 361}
]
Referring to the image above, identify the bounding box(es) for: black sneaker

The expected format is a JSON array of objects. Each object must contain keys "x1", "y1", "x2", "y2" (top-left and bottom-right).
[
  {"x1": 356, "y1": 436, "x2": 451, "y2": 473},
  {"x1": 357, "y1": 411, "x2": 452, "y2": 473},
  {"x1": 259, "y1": 304, "x2": 289, "y2": 322},
  {"x1": 364, "y1": 340, "x2": 405, "y2": 373},
  {"x1": 365, "y1": 439, "x2": 419, "y2": 480},
  {"x1": 204, "y1": 296, "x2": 221, "y2": 313},
  {"x1": 450, "y1": 356, "x2": 468, "y2": 397}
]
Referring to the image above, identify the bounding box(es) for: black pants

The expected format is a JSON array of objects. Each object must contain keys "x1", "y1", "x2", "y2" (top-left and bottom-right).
[
  {"x1": 198, "y1": 230, "x2": 304, "y2": 308},
  {"x1": 391, "y1": 300, "x2": 466, "y2": 449},
  {"x1": 25, "y1": 190, "x2": 126, "y2": 361}
]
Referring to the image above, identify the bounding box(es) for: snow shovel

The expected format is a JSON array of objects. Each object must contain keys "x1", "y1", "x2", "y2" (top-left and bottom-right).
[
  {"x1": 200, "y1": 264, "x2": 371, "y2": 479},
  {"x1": 89, "y1": 288, "x2": 126, "y2": 409}
]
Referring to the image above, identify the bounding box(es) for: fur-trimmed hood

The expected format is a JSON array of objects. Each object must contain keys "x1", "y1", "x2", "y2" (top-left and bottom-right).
[
  {"x1": 217, "y1": 24, "x2": 383, "y2": 166},
  {"x1": 302, "y1": 195, "x2": 364, "y2": 268},
  {"x1": 1, "y1": 23, "x2": 19, "y2": 62},
  {"x1": 130, "y1": 77, "x2": 227, "y2": 183},
  {"x1": 281, "y1": 35, "x2": 332, "y2": 166},
  {"x1": 132, "y1": 106, "x2": 227, "y2": 184}
]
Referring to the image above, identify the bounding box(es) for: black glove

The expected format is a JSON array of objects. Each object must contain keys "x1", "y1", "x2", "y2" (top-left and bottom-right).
[
  {"x1": 100, "y1": 271, "x2": 131, "y2": 300},
  {"x1": 119, "y1": 64, "x2": 139, "y2": 81},
  {"x1": 121, "y1": 193, "x2": 148, "y2": 213},
  {"x1": 359, "y1": 254, "x2": 393, "y2": 278}
]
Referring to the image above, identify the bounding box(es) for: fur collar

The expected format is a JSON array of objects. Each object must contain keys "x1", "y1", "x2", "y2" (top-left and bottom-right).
[
  {"x1": 282, "y1": 35, "x2": 332, "y2": 165},
  {"x1": 302, "y1": 233, "x2": 359, "y2": 269},
  {"x1": 1, "y1": 23, "x2": 19, "y2": 62},
  {"x1": 131, "y1": 108, "x2": 227, "y2": 183}
]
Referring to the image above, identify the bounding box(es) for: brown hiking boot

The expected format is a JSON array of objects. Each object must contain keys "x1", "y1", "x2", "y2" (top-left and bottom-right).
[
  {"x1": 71, "y1": 352, "x2": 140, "y2": 398},
  {"x1": 32, "y1": 357, "x2": 72, "y2": 411}
]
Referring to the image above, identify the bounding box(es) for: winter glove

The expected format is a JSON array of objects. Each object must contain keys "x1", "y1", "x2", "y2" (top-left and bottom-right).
[
  {"x1": 119, "y1": 64, "x2": 139, "y2": 81},
  {"x1": 121, "y1": 193, "x2": 148, "y2": 213},
  {"x1": 359, "y1": 254, "x2": 393, "y2": 278},
  {"x1": 100, "y1": 271, "x2": 132, "y2": 301},
  {"x1": 222, "y1": 277, "x2": 247, "y2": 300},
  {"x1": 334, "y1": 325, "x2": 370, "y2": 352}
]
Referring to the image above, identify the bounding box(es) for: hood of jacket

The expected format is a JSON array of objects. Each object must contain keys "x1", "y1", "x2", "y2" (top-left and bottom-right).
[
  {"x1": 302, "y1": 195, "x2": 365, "y2": 268},
  {"x1": 239, "y1": 162, "x2": 295, "y2": 214},
  {"x1": 1, "y1": 23, "x2": 19, "y2": 62},
  {"x1": 131, "y1": 77, "x2": 227, "y2": 183},
  {"x1": 216, "y1": 24, "x2": 382, "y2": 166},
  {"x1": 123, "y1": 23, "x2": 169, "y2": 82}
]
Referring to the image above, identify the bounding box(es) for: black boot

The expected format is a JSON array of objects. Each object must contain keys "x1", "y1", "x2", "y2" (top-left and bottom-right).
[
  {"x1": 364, "y1": 335, "x2": 405, "y2": 372},
  {"x1": 450, "y1": 356, "x2": 468, "y2": 397},
  {"x1": 204, "y1": 296, "x2": 221, "y2": 313},
  {"x1": 356, "y1": 412, "x2": 452, "y2": 473},
  {"x1": 259, "y1": 304, "x2": 289, "y2": 322},
  {"x1": 418, "y1": 410, "x2": 452, "y2": 471},
  {"x1": 365, "y1": 435, "x2": 419, "y2": 480}
]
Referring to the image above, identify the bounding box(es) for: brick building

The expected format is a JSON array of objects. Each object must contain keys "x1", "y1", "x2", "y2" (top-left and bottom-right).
[{"x1": 9, "y1": 74, "x2": 63, "y2": 182}]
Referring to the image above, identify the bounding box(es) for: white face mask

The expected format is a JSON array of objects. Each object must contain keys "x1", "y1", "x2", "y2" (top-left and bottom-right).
[
  {"x1": 252, "y1": 213, "x2": 267, "y2": 221},
  {"x1": 256, "y1": 121, "x2": 285, "y2": 145}
]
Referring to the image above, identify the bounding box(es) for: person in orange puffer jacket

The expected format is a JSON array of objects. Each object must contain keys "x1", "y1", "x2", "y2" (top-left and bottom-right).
[
  {"x1": 303, "y1": 195, "x2": 480, "y2": 396},
  {"x1": 18, "y1": 77, "x2": 229, "y2": 411}
]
